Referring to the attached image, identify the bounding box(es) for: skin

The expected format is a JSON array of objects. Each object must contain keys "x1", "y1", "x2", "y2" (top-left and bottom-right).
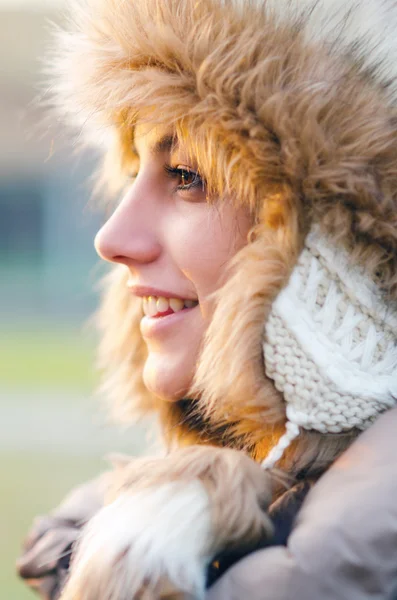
[{"x1": 95, "y1": 123, "x2": 252, "y2": 401}]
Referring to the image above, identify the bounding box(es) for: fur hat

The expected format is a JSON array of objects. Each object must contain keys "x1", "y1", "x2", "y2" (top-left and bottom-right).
[{"x1": 51, "y1": 0, "x2": 397, "y2": 471}]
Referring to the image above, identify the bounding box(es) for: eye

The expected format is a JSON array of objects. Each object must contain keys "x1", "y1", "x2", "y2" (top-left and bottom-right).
[{"x1": 164, "y1": 165, "x2": 205, "y2": 191}]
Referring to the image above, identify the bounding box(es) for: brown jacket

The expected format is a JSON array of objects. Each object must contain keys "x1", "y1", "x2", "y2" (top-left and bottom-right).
[{"x1": 207, "y1": 408, "x2": 397, "y2": 600}]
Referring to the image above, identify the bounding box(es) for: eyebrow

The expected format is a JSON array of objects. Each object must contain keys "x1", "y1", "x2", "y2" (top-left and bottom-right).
[
  {"x1": 152, "y1": 135, "x2": 178, "y2": 154},
  {"x1": 132, "y1": 134, "x2": 179, "y2": 157}
]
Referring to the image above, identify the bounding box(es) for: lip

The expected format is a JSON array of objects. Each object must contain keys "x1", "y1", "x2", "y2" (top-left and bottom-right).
[
  {"x1": 127, "y1": 282, "x2": 198, "y2": 303},
  {"x1": 140, "y1": 305, "x2": 198, "y2": 339}
]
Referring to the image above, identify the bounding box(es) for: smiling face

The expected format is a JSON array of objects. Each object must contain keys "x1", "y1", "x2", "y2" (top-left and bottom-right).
[{"x1": 95, "y1": 123, "x2": 252, "y2": 401}]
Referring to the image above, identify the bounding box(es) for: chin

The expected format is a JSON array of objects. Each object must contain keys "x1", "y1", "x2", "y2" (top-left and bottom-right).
[{"x1": 142, "y1": 354, "x2": 193, "y2": 403}]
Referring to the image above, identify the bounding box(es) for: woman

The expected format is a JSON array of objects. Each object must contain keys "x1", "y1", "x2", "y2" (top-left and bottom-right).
[{"x1": 18, "y1": 0, "x2": 397, "y2": 598}]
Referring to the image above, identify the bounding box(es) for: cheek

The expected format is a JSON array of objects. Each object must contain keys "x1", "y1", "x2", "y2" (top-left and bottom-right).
[{"x1": 173, "y1": 205, "x2": 251, "y2": 303}]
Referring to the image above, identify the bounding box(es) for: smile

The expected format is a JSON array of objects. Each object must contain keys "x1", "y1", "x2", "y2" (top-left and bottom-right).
[{"x1": 142, "y1": 296, "x2": 199, "y2": 318}]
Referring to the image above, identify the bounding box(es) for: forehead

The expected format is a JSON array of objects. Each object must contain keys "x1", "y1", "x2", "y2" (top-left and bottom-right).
[{"x1": 133, "y1": 122, "x2": 179, "y2": 156}]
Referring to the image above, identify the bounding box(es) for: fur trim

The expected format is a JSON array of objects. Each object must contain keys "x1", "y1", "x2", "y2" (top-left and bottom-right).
[
  {"x1": 52, "y1": 0, "x2": 397, "y2": 472},
  {"x1": 60, "y1": 446, "x2": 273, "y2": 599},
  {"x1": 61, "y1": 482, "x2": 211, "y2": 599}
]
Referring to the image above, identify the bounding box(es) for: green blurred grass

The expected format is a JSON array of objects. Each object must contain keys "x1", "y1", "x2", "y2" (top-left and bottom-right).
[
  {"x1": 0, "y1": 327, "x2": 96, "y2": 390},
  {"x1": 1, "y1": 451, "x2": 106, "y2": 599},
  {"x1": 0, "y1": 327, "x2": 101, "y2": 598}
]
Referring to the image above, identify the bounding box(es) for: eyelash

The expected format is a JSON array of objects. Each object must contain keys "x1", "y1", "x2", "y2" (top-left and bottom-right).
[{"x1": 164, "y1": 165, "x2": 205, "y2": 192}]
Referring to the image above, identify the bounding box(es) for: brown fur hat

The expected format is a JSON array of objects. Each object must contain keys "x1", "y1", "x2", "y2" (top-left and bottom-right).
[{"x1": 50, "y1": 0, "x2": 397, "y2": 473}]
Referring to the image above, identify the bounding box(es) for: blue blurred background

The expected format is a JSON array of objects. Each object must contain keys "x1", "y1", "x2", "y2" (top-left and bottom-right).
[{"x1": 0, "y1": 1, "x2": 147, "y2": 597}]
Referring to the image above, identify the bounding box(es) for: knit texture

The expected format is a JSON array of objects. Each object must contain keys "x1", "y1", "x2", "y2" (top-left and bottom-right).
[{"x1": 262, "y1": 228, "x2": 397, "y2": 468}]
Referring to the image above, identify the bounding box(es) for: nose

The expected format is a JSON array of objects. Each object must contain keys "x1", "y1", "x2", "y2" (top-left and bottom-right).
[{"x1": 95, "y1": 188, "x2": 162, "y2": 266}]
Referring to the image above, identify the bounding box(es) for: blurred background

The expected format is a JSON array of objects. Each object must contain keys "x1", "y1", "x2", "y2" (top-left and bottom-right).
[{"x1": 0, "y1": 1, "x2": 147, "y2": 597}]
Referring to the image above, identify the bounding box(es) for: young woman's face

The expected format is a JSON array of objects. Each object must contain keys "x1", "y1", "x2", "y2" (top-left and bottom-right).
[{"x1": 95, "y1": 123, "x2": 252, "y2": 401}]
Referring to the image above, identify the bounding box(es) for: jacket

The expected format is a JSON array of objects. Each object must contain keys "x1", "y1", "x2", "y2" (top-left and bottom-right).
[{"x1": 207, "y1": 408, "x2": 397, "y2": 600}]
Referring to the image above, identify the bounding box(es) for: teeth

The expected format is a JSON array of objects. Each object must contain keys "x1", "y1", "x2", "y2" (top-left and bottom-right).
[
  {"x1": 142, "y1": 295, "x2": 198, "y2": 317},
  {"x1": 169, "y1": 298, "x2": 184, "y2": 312},
  {"x1": 148, "y1": 296, "x2": 158, "y2": 317},
  {"x1": 157, "y1": 297, "x2": 169, "y2": 313}
]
